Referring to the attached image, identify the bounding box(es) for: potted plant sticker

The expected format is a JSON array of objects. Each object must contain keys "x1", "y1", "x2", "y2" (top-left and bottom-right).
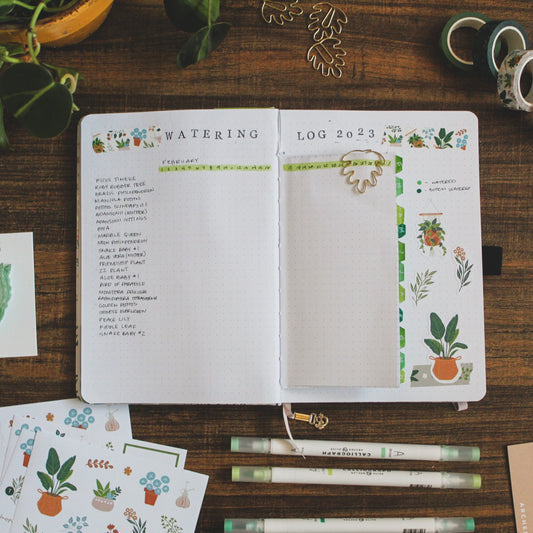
[
  {"x1": 417, "y1": 217, "x2": 447, "y2": 255},
  {"x1": 424, "y1": 312, "x2": 468, "y2": 382},
  {"x1": 92, "y1": 480, "x2": 121, "y2": 511},
  {"x1": 139, "y1": 472, "x2": 170, "y2": 505},
  {"x1": 36, "y1": 447, "x2": 76, "y2": 517}
]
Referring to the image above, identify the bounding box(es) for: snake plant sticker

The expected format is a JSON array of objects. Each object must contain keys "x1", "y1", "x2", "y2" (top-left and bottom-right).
[
  {"x1": 0, "y1": 263, "x2": 12, "y2": 324},
  {"x1": 36, "y1": 447, "x2": 76, "y2": 517},
  {"x1": 424, "y1": 312, "x2": 468, "y2": 383},
  {"x1": 92, "y1": 480, "x2": 121, "y2": 512}
]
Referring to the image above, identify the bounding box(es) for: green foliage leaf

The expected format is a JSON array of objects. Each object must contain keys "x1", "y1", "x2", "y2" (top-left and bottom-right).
[
  {"x1": 444, "y1": 314, "x2": 458, "y2": 343},
  {"x1": 37, "y1": 471, "x2": 53, "y2": 491},
  {"x1": 451, "y1": 342, "x2": 468, "y2": 351},
  {"x1": 424, "y1": 338, "x2": 442, "y2": 356},
  {"x1": 57, "y1": 455, "x2": 76, "y2": 481},
  {"x1": 0, "y1": 0, "x2": 15, "y2": 16},
  {"x1": 177, "y1": 21, "x2": 230, "y2": 68},
  {"x1": 57, "y1": 482, "x2": 77, "y2": 494},
  {"x1": 45, "y1": 448, "x2": 60, "y2": 476},
  {"x1": 164, "y1": 0, "x2": 219, "y2": 32},
  {"x1": 429, "y1": 312, "x2": 445, "y2": 339},
  {"x1": 0, "y1": 63, "x2": 73, "y2": 139},
  {"x1": 0, "y1": 102, "x2": 9, "y2": 150}
]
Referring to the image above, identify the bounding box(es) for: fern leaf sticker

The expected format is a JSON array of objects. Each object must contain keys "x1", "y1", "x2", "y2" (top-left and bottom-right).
[
  {"x1": 410, "y1": 269, "x2": 437, "y2": 306},
  {"x1": 0, "y1": 263, "x2": 12, "y2": 323},
  {"x1": 308, "y1": 2, "x2": 348, "y2": 41},
  {"x1": 306, "y1": 36, "x2": 346, "y2": 78},
  {"x1": 261, "y1": 0, "x2": 303, "y2": 25}
]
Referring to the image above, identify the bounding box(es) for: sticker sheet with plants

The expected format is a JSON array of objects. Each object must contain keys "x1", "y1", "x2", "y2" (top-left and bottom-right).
[
  {"x1": 8, "y1": 432, "x2": 207, "y2": 533},
  {"x1": 0, "y1": 401, "x2": 132, "y2": 530}
]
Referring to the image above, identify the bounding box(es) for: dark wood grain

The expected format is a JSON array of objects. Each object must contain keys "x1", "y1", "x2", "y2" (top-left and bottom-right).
[{"x1": 1, "y1": 1, "x2": 532, "y2": 531}]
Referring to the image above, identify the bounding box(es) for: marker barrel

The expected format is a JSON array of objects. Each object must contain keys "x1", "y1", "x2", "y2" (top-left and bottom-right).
[
  {"x1": 224, "y1": 517, "x2": 476, "y2": 533},
  {"x1": 231, "y1": 437, "x2": 480, "y2": 462},
  {"x1": 232, "y1": 466, "x2": 481, "y2": 489}
]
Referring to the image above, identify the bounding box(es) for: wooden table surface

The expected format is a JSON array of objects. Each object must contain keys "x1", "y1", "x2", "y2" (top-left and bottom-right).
[{"x1": 1, "y1": 1, "x2": 532, "y2": 531}]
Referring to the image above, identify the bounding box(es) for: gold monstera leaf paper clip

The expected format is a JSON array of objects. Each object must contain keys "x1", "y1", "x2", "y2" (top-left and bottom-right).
[
  {"x1": 261, "y1": 0, "x2": 303, "y2": 25},
  {"x1": 341, "y1": 149, "x2": 386, "y2": 194}
]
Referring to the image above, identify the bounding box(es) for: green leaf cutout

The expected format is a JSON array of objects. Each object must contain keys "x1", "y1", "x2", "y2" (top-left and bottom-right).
[
  {"x1": 424, "y1": 338, "x2": 442, "y2": 356},
  {"x1": 0, "y1": 63, "x2": 73, "y2": 139},
  {"x1": 444, "y1": 314, "x2": 458, "y2": 343},
  {"x1": 57, "y1": 455, "x2": 76, "y2": 482},
  {"x1": 429, "y1": 312, "x2": 445, "y2": 340},
  {"x1": 177, "y1": 21, "x2": 231, "y2": 68},
  {"x1": 45, "y1": 448, "x2": 60, "y2": 476},
  {"x1": 37, "y1": 472, "x2": 53, "y2": 491}
]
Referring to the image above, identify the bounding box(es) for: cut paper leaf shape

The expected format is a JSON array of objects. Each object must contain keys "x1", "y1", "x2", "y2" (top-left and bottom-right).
[
  {"x1": 306, "y1": 36, "x2": 346, "y2": 78},
  {"x1": 0, "y1": 263, "x2": 11, "y2": 323},
  {"x1": 308, "y1": 2, "x2": 348, "y2": 41},
  {"x1": 261, "y1": 0, "x2": 303, "y2": 25},
  {"x1": 341, "y1": 150, "x2": 386, "y2": 194}
]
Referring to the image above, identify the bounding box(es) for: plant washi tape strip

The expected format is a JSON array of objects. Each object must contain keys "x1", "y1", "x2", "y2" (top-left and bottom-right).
[
  {"x1": 497, "y1": 49, "x2": 533, "y2": 112},
  {"x1": 473, "y1": 19, "x2": 530, "y2": 78},
  {"x1": 439, "y1": 11, "x2": 493, "y2": 71},
  {"x1": 0, "y1": 263, "x2": 11, "y2": 323}
]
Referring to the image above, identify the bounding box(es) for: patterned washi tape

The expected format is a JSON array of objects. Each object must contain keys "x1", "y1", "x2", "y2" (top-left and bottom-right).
[
  {"x1": 439, "y1": 12, "x2": 493, "y2": 71},
  {"x1": 473, "y1": 20, "x2": 530, "y2": 77},
  {"x1": 497, "y1": 49, "x2": 533, "y2": 111}
]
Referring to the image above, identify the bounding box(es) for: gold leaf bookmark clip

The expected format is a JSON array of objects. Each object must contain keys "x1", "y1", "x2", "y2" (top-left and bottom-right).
[
  {"x1": 262, "y1": 0, "x2": 303, "y2": 25},
  {"x1": 293, "y1": 411, "x2": 329, "y2": 430},
  {"x1": 341, "y1": 149, "x2": 386, "y2": 194}
]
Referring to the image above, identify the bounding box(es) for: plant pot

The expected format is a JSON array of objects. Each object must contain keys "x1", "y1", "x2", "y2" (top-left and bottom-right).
[
  {"x1": 22, "y1": 451, "x2": 31, "y2": 467},
  {"x1": 92, "y1": 496, "x2": 115, "y2": 512},
  {"x1": 0, "y1": 0, "x2": 114, "y2": 48},
  {"x1": 133, "y1": 137, "x2": 141, "y2": 146},
  {"x1": 430, "y1": 356, "x2": 462, "y2": 383},
  {"x1": 37, "y1": 490, "x2": 67, "y2": 517},
  {"x1": 144, "y1": 488, "x2": 158, "y2": 505}
]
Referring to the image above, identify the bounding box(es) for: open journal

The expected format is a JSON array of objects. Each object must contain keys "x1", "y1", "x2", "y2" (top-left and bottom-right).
[{"x1": 77, "y1": 109, "x2": 485, "y2": 405}]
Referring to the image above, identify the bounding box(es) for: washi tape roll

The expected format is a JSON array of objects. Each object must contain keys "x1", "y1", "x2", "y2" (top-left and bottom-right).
[
  {"x1": 473, "y1": 20, "x2": 530, "y2": 77},
  {"x1": 439, "y1": 12, "x2": 493, "y2": 71},
  {"x1": 497, "y1": 49, "x2": 533, "y2": 111}
]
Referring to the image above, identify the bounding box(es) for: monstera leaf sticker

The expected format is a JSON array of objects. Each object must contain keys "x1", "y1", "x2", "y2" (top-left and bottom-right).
[
  {"x1": 0, "y1": 63, "x2": 74, "y2": 139},
  {"x1": 0, "y1": 263, "x2": 11, "y2": 323},
  {"x1": 164, "y1": 0, "x2": 231, "y2": 68}
]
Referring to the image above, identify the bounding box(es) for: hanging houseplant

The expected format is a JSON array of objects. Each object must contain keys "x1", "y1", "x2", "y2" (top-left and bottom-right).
[{"x1": 0, "y1": 0, "x2": 114, "y2": 148}]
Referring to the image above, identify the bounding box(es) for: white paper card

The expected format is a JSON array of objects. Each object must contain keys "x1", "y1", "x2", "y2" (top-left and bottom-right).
[
  {"x1": 9, "y1": 432, "x2": 207, "y2": 533},
  {"x1": 0, "y1": 232, "x2": 37, "y2": 358}
]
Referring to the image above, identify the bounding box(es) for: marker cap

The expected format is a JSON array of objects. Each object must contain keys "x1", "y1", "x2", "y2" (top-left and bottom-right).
[
  {"x1": 436, "y1": 517, "x2": 475, "y2": 532},
  {"x1": 232, "y1": 466, "x2": 272, "y2": 483},
  {"x1": 441, "y1": 445, "x2": 480, "y2": 462},
  {"x1": 442, "y1": 472, "x2": 481, "y2": 489},
  {"x1": 231, "y1": 437, "x2": 271, "y2": 454},
  {"x1": 224, "y1": 519, "x2": 264, "y2": 532}
]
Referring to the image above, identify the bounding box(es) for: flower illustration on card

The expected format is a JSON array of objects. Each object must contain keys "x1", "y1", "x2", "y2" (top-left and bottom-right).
[
  {"x1": 64, "y1": 407, "x2": 95, "y2": 429},
  {"x1": 454, "y1": 246, "x2": 473, "y2": 292},
  {"x1": 140, "y1": 472, "x2": 170, "y2": 505}
]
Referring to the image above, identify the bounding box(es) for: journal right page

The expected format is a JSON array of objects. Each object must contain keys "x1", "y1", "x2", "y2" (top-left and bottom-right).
[{"x1": 279, "y1": 110, "x2": 485, "y2": 403}]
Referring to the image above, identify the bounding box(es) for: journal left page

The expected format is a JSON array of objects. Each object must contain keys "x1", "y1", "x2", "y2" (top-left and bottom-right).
[{"x1": 77, "y1": 109, "x2": 281, "y2": 404}]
